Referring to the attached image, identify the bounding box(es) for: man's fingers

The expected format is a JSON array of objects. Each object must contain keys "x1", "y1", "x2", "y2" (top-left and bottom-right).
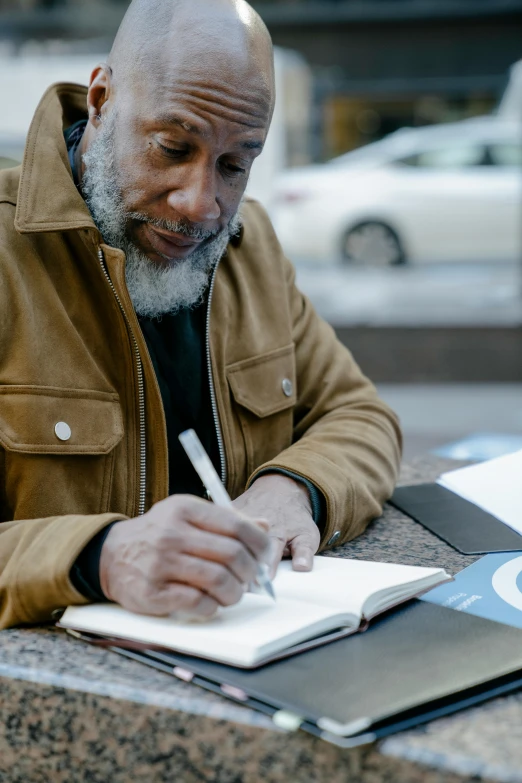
[
  {"x1": 267, "y1": 536, "x2": 286, "y2": 578},
  {"x1": 168, "y1": 495, "x2": 270, "y2": 560},
  {"x1": 179, "y1": 529, "x2": 260, "y2": 585},
  {"x1": 159, "y1": 554, "x2": 245, "y2": 607},
  {"x1": 159, "y1": 585, "x2": 220, "y2": 618},
  {"x1": 124, "y1": 582, "x2": 219, "y2": 619},
  {"x1": 289, "y1": 535, "x2": 316, "y2": 571}
]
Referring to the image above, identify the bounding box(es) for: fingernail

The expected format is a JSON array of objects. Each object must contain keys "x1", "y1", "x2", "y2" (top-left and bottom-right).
[{"x1": 294, "y1": 557, "x2": 311, "y2": 570}]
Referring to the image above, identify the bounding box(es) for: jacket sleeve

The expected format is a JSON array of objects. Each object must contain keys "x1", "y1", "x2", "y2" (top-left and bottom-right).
[
  {"x1": 0, "y1": 512, "x2": 126, "y2": 628},
  {"x1": 248, "y1": 224, "x2": 402, "y2": 550}
]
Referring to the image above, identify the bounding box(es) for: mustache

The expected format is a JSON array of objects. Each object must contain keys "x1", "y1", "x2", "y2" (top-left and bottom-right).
[{"x1": 127, "y1": 212, "x2": 220, "y2": 242}]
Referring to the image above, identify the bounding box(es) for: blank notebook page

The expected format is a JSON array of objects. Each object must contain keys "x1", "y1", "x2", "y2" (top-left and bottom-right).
[
  {"x1": 273, "y1": 557, "x2": 445, "y2": 618},
  {"x1": 438, "y1": 449, "x2": 522, "y2": 535}
]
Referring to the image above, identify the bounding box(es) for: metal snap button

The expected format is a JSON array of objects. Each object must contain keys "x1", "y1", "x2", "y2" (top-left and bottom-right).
[
  {"x1": 327, "y1": 530, "x2": 341, "y2": 546},
  {"x1": 54, "y1": 422, "x2": 72, "y2": 442},
  {"x1": 282, "y1": 378, "x2": 293, "y2": 397}
]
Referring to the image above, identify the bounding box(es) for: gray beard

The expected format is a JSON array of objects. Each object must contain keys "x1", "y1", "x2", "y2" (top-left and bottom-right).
[{"x1": 81, "y1": 114, "x2": 241, "y2": 319}]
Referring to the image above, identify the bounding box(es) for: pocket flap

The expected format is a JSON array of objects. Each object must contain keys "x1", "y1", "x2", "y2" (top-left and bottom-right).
[
  {"x1": 227, "y1": 345, "x2": 296, "y2": 418},
  {"x1": 0, "y1": 386, "x2": 124, "y2": 455}
]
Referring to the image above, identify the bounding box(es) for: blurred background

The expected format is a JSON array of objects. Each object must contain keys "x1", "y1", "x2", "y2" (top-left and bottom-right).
[{"x1": 1, "y1": 0, "x2": 522, "y2": 461}]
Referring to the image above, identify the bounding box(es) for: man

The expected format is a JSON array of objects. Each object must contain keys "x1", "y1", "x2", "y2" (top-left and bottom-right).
[{"x1": 0, "y1": 0, "x2": 401, "y2": 628}]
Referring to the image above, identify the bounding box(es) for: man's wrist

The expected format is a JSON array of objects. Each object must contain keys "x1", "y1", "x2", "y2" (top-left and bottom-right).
[
  {"x1": 252, "y1": 470, "x2": 325, "y2": 528},
  {"x1": 70, "y1": 521, "x2": 119, "y2": 602},
  {"x1": 250, "y1": 473, "x2": 312, "y2": 512}
]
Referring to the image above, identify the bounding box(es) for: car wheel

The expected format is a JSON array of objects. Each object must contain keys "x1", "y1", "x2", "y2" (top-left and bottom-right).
[{"x1": 342, "y1": 222, "x2": 406, "y2": 266}]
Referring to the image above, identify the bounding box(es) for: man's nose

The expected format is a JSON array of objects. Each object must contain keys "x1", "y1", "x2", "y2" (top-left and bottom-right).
[{"x1": 166, "y1": 165, "x2": 221, "y2": 224}]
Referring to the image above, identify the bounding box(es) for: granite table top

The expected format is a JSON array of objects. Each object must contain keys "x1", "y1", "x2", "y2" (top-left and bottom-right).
[{"x1": 0, "y1": 455, "x2": 520, "y2": 783}]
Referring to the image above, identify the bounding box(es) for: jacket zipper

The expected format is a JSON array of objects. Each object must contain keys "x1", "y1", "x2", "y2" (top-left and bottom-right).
[
  {"x1": 206, "y1": 261, "x2": 227, "y2": 486},
  {"x1": 98, "y1": 247, "x2": 147, "y2": 516}
]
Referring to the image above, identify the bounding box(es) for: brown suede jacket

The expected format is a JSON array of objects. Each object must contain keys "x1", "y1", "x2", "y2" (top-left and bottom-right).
[{"x1": 0, "y1": 83, "x2": 402, "y2": 628}]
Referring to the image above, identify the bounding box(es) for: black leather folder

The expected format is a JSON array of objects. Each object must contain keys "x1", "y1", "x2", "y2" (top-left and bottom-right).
[
  {"x1": 112, "y1": 601, "x2": 522, "y2": 747},
  {"x1": 390, "y1": 482, "x2": 522, "y2": 554}
]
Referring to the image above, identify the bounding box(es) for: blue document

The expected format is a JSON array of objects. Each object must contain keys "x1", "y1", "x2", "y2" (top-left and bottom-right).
[{"x1": 422, "y1": 552, "x2": 522, "y2": 629}]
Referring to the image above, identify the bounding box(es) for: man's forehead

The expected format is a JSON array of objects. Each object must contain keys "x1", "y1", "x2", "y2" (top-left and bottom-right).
[
  {"x1": 125, "y1": 67, "x2": 273, "y2": 133},
  {"x1": 153, "y1": 113, "x2": 266, "y2": 147},
  {"x1": 154, "y1": 44, "x2": 273, "y2": 103}
]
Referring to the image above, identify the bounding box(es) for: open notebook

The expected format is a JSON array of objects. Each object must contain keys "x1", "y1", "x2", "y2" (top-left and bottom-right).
[{"x1": 59, "y1": 556, "x2": 451, "y2": 668}]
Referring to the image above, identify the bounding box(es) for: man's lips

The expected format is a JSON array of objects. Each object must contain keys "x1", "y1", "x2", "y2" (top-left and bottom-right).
[{"x1": 144, "y1": 224, "x2": 204, "y2": 259}]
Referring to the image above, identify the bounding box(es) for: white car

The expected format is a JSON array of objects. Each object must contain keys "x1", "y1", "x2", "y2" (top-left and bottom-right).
[
  {"x1": 271, "y1": 117, "x2": 522, "y2": 265},
  {"x1": 0, "y1": 132, "x2": 25, "y2": 170}
]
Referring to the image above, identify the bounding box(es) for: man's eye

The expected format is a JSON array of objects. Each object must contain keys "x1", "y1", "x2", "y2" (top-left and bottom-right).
[
  {"x1": 158, "y1": 143, "x2": 186, "y2": 158},
  {"x1": 223, "y1": 162, "x2": 246, "y2": 176}
]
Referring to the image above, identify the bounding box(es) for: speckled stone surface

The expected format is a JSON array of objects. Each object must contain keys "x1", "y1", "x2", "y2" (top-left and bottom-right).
[
  {"x1": 0, "y1": 456, "x2": 519, "y2": 782},
  {"x1": 325, "y1": 455, "x2": 480, "y2": 576}
]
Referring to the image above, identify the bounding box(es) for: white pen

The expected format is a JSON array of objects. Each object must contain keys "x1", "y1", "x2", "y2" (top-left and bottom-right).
[{"x1": 179, "y1": 428, "x2": 276, "y2": 601}]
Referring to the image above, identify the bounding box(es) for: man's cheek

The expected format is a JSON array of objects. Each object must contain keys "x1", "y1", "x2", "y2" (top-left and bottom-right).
[
  {"x1": 119, "y1": 176, "x2": 156, "y2": 214},
  {"x1": 115, "y1": 146, "x2": 158, "y2": 197}
]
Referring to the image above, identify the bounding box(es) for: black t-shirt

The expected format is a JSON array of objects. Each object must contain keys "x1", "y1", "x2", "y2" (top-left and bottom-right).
[{"x1": 138, "y1": 309, "x2": 219, "y2": 498}]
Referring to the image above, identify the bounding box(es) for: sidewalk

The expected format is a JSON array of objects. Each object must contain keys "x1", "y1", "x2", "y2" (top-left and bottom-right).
[
  {"x1": 377, "y1": 384, "x2": 522, "y2": 460},
  {"x1": 295, "y1": 261, "x2": 522, "y2": 327}
]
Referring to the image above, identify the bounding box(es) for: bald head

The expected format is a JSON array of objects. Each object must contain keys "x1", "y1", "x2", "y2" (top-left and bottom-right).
[{"x1": 108, "y1": 0, "x2": 274, "y2": 111}]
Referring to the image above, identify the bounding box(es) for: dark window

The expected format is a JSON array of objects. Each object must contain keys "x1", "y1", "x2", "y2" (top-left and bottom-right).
[
  {"x1": 395, "y1": 144, "x2": 486, "y2": 169},
  {"x1": 487, "y1": 144, "x2": 522, "y2": 167}
]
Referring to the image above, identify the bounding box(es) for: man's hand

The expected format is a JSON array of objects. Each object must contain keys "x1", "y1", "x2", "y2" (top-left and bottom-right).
[
  {"x1": 232, "y1": 474, "x2": 320, "y2": 574},
  {"x1": 99, "y1": 495, "x2": 270, "y2": 618}
]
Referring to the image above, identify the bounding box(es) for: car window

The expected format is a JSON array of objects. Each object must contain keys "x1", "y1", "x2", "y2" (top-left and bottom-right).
[
  {"x1": 487, "y1": 144, "x2": 522, "y2": 167},
  {"x1": 396, "y1": 144, "x2": 486, "y2": 169}
]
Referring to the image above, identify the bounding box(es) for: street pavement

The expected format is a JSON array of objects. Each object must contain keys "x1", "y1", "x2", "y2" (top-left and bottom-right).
[
  {"x1": 294, "y1": 260, "x2": 522, "y2": 327},
  {"x1": 378, "y1": 383, "x2": 522, "y2": 460}
]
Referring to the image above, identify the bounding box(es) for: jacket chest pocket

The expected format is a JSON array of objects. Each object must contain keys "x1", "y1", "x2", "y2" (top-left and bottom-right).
[
  {"x1": 0, "y1": 386, "x2": 124, "y2": 520},
  {"x1": 226, "y1": 345, "x2": 296, "y2": 481}
]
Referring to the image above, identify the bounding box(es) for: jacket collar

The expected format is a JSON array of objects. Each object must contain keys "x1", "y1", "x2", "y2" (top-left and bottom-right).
[
  {"x1": 14, "y1": 81, "x2": 245, "y2": 248},
  {"x1": 16, "y1": 83, "x2": 101, "y2": 235}
]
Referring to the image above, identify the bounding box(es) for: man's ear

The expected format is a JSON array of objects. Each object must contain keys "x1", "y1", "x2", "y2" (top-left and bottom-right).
[{"x1": 86, "y1": 65, "x2": 113, "y2": 129}]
